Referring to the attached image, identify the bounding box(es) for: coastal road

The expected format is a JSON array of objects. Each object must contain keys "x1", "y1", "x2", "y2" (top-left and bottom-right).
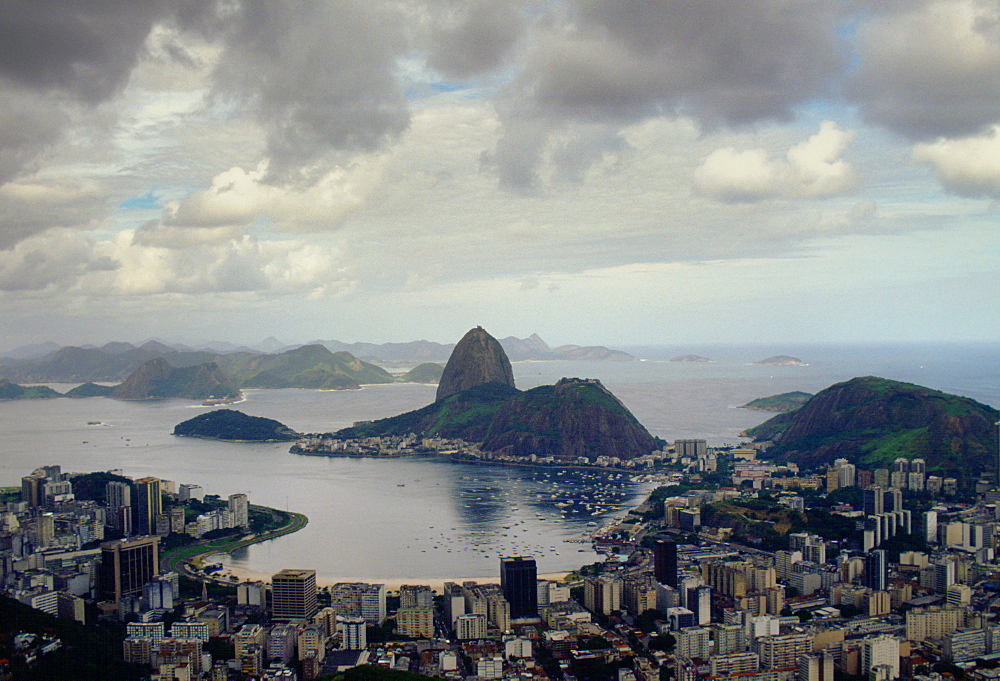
[{"x1": 161, "y1": 506, "x2": 308, "y2": 583}]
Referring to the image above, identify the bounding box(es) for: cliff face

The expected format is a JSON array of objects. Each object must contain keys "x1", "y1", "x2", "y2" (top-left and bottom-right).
[
  {"x1": 436, "y1": 327, "x2": 516, "y2": 401},
  {"x1": 748, "y1": 376, "x2": 999, "y2": 483},
  {"x1": 482, "y1": 378, "x2": 659, "y2": 460},
  {"x1": 111, "y1": 358, "x2": 241, "y2": 400}
]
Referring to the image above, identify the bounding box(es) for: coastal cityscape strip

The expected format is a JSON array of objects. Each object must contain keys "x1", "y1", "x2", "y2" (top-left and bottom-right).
[{"x1": 3, "y1": 433, "x2": 1000, "y2": 681}]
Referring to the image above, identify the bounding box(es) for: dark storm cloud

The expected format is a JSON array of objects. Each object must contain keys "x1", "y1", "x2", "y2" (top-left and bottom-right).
[
  {"x1": 210, "y1": 2, "x2": 412, "y2": 184},
  {"x1": 425, "y1": 0, "x2": 526, "y2": 80},
  {"x1": 0, "y1": 0, "x2": 172, "y2": 102},
  {"x1": 492, "y1": 0, "x2": 847, "y2": 189},
  {"x1": 846, "y1": 0, "x2": 1000, "y2": 140}
]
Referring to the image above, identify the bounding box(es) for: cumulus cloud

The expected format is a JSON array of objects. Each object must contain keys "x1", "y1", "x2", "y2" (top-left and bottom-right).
[
  {"x1": 0, "y1": 177, "x2": 109, "y2": 248},
  {"x1": 159, "y1": 156, "x2": 384, "y2": 232},
  {"x1": 849, "y1": 0, "x2": 1000, "y2": 139},
  {"x1": 490, "y1": 0, "x2": 846, "y2": 189},
  {"x1": 914, "y1": 125, "x2": 1000, "y2": 198},
  {"x1": 693, "y1": 122, "x2": 858, "y2": 203},
  {"x1": 0, "y1": 227, "x2": 353, "y2": 299}
]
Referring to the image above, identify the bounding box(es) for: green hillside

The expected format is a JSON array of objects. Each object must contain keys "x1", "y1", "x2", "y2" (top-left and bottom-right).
[
  {"x1": 0, "y1": 379, "x2": 63, "y2": 400},
  {"x1": 748, "y1": 376, "x2": 999, "y2": 485},
  {"x1": 219, "y1": 345, "x2": 394, "y2": 389},
  {"x1": 174, "y1": 409, "x2": 300, "y2": 441}
]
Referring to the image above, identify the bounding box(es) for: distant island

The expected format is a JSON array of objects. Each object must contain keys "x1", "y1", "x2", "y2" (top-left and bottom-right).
[
  {"x1": 398, "y1": 362, "x2": 444, "y2": 384},
  {"x1": 754, "y1": 355, "x2": 807, "y2": 366},
  {"x1": 0, "y1": 379, "x2": 62, "y2": 400},
  {"x1": 670, "y1": 354, "x2": 712, "y2": 363},
  {"x1": 739, "y1": 391, "x2": 813, "y2": 412},
  {"x1": 173, "y1": 409, "x2": 300, "y2": 442}
]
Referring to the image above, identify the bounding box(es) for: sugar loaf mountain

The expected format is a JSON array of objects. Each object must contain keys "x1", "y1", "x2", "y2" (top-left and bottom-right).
[
  {"x1": 746, "y1": 376, "x2": 1000, "y2": 485},
  {"x1": 333, "y1": 326, "x2": 660, "y2": 461}
]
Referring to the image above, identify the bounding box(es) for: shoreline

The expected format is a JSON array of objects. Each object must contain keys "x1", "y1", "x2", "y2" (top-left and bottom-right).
[{"x1": 205, "y1": 560, "x2": 572, "y2": 592}]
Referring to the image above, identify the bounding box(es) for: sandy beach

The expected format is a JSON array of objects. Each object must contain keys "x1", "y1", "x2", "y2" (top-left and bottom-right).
[{"x1": 207, "y1": 560, "x2": 572, "y2": 592}]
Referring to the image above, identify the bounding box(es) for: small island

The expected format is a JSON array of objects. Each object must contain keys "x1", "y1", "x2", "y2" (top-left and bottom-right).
[
  {"x1": 739, "y1": 391, "x2": 813, "y2": 412},
  {"x1": 398, "y1": 362, "x2": 444, "y2": 384},
  {"x1": 173, "y1": 409, "x2": 300, "y2": 442},
  {"x1": 754, "y1": 354, "x2": 807, "y2": 366},
  {"x1": 0, "y1": 379, "x2": 63, "y2": 400},
  {"x1": 670, "y1": 354, "x2": 713, "y2": 363}
]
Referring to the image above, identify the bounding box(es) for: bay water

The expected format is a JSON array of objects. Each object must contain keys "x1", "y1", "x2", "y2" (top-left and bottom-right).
[{"x1": 1, "y1": 343, "x2": 997, "y2": 580}]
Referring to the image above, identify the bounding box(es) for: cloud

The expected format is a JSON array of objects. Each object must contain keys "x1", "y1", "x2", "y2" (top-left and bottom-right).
[
  {"x1": 0, "y1": 227, "x2": 354, "y2": 299},
  {"x1": 0, "y1": 230, "x2": 110, "y2": 292},
  {"x1": 0, "y1": 177, "x2": 109, "y2": 248},
  {"x1": 913, "y1": 125, "x2": 1000, "y2": 198},
  {"x1": 423, "y1": 0, "x2": 527, "y2": 80},
  {"x1": 209, "y1": 2, "x2": 411, "y2": 184},
  {"x1": 848, "y1": 0, "x2": 1000, "y2": 139},
  {"x1": 693, "y1": 122, "x2": 858, "y2": 202},
  {"x1": 160, "y1": 156, "x2": 385, "y2": 231},
  {"x1": 489, "y1": 1, "x2": 846, "y2": 189}
]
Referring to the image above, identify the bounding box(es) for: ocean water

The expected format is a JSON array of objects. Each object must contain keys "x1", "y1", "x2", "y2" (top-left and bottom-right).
[{"x1": 1, "y1": 343, "x2": 997, "y2": 580}]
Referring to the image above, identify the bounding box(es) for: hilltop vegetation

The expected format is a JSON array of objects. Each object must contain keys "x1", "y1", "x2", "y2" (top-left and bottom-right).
[
  {"x1": 173, "y1": 409, "x2": 300, "y2": 442},
  {"x1": 748, "y1": 376, "x2": 999, "y2": 485},
  {"x1": 219, "y1": 344, "x2": 394, "y2": 389},
  {"x1": 398, "y1": 363, "x2": 444, "y2": 384},
  {"x1": 337, "y1": 378, "x2": 660, "y2": 461},
  {"x1": 0, "y1": 379, "x2": 63, "y2": 400},
  {"x1": 740, "y1": 391, "x2": 813, "y2": 412}
]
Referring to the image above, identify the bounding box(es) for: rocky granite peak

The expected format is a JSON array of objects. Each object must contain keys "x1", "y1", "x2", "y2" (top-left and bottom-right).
[{"x1": 436, "y1": 326, "x2": 516, "y2": 401}]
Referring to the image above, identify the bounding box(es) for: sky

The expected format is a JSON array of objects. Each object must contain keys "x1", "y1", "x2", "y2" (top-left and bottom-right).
[{"x1": 1, "y1": 0, "x2": 999, "y2": 351}]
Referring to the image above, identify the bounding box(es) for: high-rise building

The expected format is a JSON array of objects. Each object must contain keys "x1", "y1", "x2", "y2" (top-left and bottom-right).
[
  {"x1": 753, "y1": 633, "x2": 813, "y2": 669},
  {"x1": 500, "y1": 556, "x2": 537, "y2": 619},
  {"x1": 861, "y1": 635, "x2": 899, "y2": 679},
  {"x1": 654, "y1": 540, "x2": 679, "y2": 587},
  {"x1": 863, "y1": 550, "x2": 887, "y2": 592},
  {"x1": 934, "y1": 560, "x2": 956, "y2": 594},
  {"x1": 863, "y1": 487, "x2": 884, "y2": 516},
  {"x1": 337, "y1": 616, "x2": 367, "y2": 650},
  {"x1": 107, "y1": 481, "x2": 133, "y2": 535},
  {"x1": 584, "y1": 574, "x2": 623, "y2": 616},
  {"x1": 271, "y1": 569, "x2": 317, "y2": 621},
  {"x1": 99, "y1": 535, "x2": 160, "y2": 603},
  {"x1": 228, "y1": 493, "x2": 249, "y2": 529},
  {"x1": 134, "y1": 477, "x2": 162, "y2": 535},
  {"x1": 798, "y1": 653, "x2": 834, "y2": 681}
]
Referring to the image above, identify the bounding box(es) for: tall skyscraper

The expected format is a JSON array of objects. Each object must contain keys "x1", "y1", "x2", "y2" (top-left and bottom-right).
[
  {"x1": 863, "y1": 550, "x2": 887, "y2": 592},
  {"x1": 134, "y1": 477, "x2": 162, "y2": 535},
  {"x1": 863, "y1": 486, "x2": 884, "y2": 516},
  {"x1": 271, "y1": 569, "x2": 318, "y2": 620},
  {"x1": 500, "y1": 556, "x2": 538, "y2": 619},
  {"x1": 99, "y1": 535, "x2": 160, "y2": 603},
  {"x1": 654, "y1": 540, "x2": 679, "y2": 587},
  {"x1": 228, "y1": 493, "x2": 249, "y2": 529},
  {"x1": 107, "y1": 480, "x2": 133, "y2": 535}
]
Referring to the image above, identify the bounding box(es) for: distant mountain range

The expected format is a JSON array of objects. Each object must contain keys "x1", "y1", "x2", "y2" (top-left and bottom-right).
[{"x1": 0, "y1": 334, "x2": 635, "y2": 384}]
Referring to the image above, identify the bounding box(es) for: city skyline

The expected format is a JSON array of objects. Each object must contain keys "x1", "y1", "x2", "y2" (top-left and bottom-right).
[{"x1": 0, "y1": 2, "x2": 998, "y2": 349}]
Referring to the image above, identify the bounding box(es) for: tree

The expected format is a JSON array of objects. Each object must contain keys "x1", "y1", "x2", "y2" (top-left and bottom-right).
[{"x1": 648, "y1": 634, "x2": 675, "y2": 652}]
